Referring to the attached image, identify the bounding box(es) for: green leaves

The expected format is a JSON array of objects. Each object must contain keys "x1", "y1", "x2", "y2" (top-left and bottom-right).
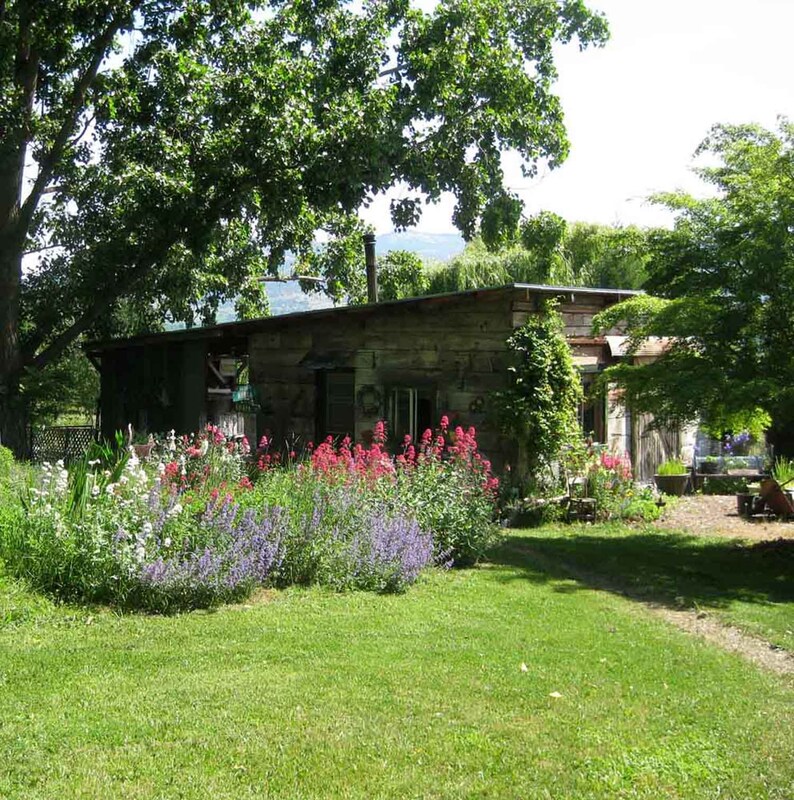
[
  {"x1": 492, "y1": 305, "x2": 583, "y2": 482},
  {"x1": 594, "y1": 120, "x2": 794, "y2": 438},
  {"x1": 2, "y1": 0, "x2": 609, "y2": 425}
]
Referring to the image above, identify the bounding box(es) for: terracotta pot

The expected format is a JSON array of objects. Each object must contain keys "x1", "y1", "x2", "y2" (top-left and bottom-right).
[{"x1": 133, "y1": 443, "x2": 154, "y2": 459}]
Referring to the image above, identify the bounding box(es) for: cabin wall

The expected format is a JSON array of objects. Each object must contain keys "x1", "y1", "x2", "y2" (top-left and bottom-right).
[
  {"x1": 99, "y1": 341, "x2": 205, "y2": 440},
  {"x1": 248, "y1": 292, "x2": 516, "y2": 464},
  {"x1": 247, "y1": 288, "x2": 624, "y2": 470},
  {"x1": 96, "y1": 287, "x2": 634, "y2": 473}
]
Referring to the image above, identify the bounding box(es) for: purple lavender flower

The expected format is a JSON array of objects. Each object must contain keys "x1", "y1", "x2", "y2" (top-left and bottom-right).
[
  {"x1": 341, "y1": 510, "x2": 435, "y2": 592},
  {"x1": 135, "y1": 497, "x2": 286, "y2": 610}
]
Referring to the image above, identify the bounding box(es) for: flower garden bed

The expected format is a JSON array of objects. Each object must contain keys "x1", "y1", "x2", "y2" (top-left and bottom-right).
[{"x1": 0, "y1": 419, "x2": 499, "y2": 611}]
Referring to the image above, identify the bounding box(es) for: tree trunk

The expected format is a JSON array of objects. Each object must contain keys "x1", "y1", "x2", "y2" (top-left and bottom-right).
[
  {"x1": 0, "y1": 234, "x2": 26, "y2": 456},
  {"x1": 0, "y1": 382, "x2": 28, "y2": 458},
  {"x1": 0, "y1": 10, "x2": 38, "y2": 457},
  {"x1": 0, "y1": 124, "x2": 29, "y2": 457}
]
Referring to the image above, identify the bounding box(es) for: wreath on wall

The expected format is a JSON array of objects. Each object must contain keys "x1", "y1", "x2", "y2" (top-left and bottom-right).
[{"x1": 356, "y1": 385, "x2": 382, "y2": 416}]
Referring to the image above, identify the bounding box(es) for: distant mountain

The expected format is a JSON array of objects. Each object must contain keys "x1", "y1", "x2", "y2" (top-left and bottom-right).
[
  {"x1": 375, "y1": 231, "x2": 465, "y2": 263},
  {"x1": 174, "y1": 231, "x2": 466, "y2": 325}
]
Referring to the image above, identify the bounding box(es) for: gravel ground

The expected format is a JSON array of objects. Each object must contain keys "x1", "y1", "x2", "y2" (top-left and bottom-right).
[{"x1": 655, "y1": 494, "x2": 794, "y2": 540}]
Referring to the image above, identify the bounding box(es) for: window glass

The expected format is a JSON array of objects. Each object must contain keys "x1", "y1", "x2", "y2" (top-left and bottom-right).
[{"x1": 388, "y1": 386, "x2": 434, "y2": 443}]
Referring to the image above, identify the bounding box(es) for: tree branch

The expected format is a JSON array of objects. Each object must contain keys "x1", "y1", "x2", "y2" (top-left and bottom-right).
[
  {"x1": 69, "y1": 113, "x2": 96, "y2": 148},
  {"x1": 258, "y1": 275, "x2": 325, "y2": 284},
  {"x1": 25, "y1": 185, "x2": 245, "y2": 374},
  {"x1": 22, "y1": 242, "x2": 64, "y2": 256},
  {"x1": 19, "y1": 9, "x2": 132, "y2": 229},
  {"x1": 25, "y1": 250, "x2": 162, "y2": 373}
]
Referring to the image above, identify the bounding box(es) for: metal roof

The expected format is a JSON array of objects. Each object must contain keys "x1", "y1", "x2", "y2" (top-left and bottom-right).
[{"x1": 85, "y1": 283, "x2": 641, "y2": 353}]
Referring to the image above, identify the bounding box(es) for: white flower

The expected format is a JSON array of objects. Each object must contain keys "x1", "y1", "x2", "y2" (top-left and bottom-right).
[
  {"x1": 142, "y1": 522, "x2": 153, "y2": 536},
  {"x1": 167, "y1": 503, "x2": 183, "y2": 518},
  {"x1": 88, "y1": 459, "x2": 100, "y2": 467},
  {"x1": 91, "y1": 485, "x2": 100, "y2": 497},
  {"x1": 157, "y1": 462, "x2": 166, "y2": 475},
  {"x1": 105, "y1": 483, "x2": 117, "y2": 495},
  {"x1": 163, "y1": 537, "x2": 172, "y2": 548}
]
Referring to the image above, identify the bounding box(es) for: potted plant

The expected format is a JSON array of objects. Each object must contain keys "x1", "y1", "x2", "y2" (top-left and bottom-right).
[
  {"x1": 699, "y1": 455, "x2": 721, "y2": 475},
  {"x1": 129, "y1": 427, "x2": 155, "y2": 459},
  {"x1": 771, "y1": 456, "x2": 794, "y2": 506},
  {"x1": 654, "y1": 458, "x2": 690, "y2": 496}
]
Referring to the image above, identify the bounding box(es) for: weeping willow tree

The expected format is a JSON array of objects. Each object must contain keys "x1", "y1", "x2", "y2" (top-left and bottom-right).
[{"x1": 425, "y1": 212, "x2": 654, "y2": 295}]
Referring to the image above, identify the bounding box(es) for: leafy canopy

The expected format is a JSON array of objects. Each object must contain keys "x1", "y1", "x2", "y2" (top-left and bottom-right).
[
  {"x1": 3, "y1": 0, "x2": 609, "y2": 343},
  {"x1": 0, "y1": 0, "x2": 608, "y2": 441},
  {"x1": 593, "y1": 120, "x2": 794, "y2": 437}
]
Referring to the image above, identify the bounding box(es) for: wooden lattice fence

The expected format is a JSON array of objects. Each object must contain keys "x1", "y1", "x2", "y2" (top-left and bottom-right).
[{"x1": 29, "y1": 426, "x2": 98, "y2": 463}]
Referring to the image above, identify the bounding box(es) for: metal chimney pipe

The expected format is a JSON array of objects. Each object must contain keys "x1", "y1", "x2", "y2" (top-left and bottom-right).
[{"x1": 363, "y1": 232, "x2": 378, "y2": 304}]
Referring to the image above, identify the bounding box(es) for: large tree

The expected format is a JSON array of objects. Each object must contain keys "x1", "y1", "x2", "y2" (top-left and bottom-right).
[
  {"x1": 0, "y1": 0, "x2": 608, "y2": 452},
  {"x1": 592, "y1": 121, "x2": 794, "y2": 447}
]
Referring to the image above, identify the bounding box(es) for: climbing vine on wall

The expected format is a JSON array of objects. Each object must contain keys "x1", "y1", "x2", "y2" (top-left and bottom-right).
[{"x1": 492, "y1": 303, "x2": 583, "y2": 482}]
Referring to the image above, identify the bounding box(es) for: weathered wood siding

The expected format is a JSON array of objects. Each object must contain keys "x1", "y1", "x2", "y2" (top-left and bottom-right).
[
  {"x1": 96, "y1": 285, "x2": 633, "y2": 472},
  {"x1": 248, "y1": 291, "x2": 515, "y2": 459},
  {"x1": 99, "y1": 341, "x2": 203, "y2": 440},
  {"x1": 248, "y1": 287, "x2": 623, "y2": 468}
]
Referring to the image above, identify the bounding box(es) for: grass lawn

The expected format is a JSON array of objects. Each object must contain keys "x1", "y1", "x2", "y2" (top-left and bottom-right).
[
  {"x1": 1, "y1": 530, "x2": 793, "y2": 799},
  {"x1": 514, "y1": 523, "x2": 794, "y2": 652}
]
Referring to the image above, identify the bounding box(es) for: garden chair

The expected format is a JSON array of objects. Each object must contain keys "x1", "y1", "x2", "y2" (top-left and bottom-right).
[{"x1": 567, "y1": 475, "x2": 597, "y2": 522}]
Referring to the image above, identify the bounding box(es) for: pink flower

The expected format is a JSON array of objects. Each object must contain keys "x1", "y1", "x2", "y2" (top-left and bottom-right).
[{"x1": 373, "y1": 420, "x2": 386, "y2": 444}]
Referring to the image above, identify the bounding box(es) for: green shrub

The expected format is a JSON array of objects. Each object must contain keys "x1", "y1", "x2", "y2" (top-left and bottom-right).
[
  {"x1": 700, "y1": 476, "x2": 748, "y2": 495},
  {"x1": 1, "y1": 421, "x2": 469, "y2": 610},
  {"x1": 491, "y1": 304, "x2": 583, "y2": 489},
  {"x1": 393, "y1": 455, "x2": 499, "y2": 566},
  {"x1": 0, "y1": 447, "x2": 31, "y2": 553},
  {"x1": 0, "y1": 445, "x2": 13, "y2": 480}
]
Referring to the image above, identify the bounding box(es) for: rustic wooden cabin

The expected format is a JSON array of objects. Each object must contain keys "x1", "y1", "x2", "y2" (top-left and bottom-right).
[{"x1": 85, "y1": 283, "x2": 642, "y2": 473}]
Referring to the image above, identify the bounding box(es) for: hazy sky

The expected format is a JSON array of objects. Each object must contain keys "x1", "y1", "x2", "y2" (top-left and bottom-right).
[{"x1": 363, "y1": 0, "x2": 794, "y2": 233}]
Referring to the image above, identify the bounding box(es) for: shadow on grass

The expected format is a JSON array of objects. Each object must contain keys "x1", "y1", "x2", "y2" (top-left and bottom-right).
[{"x1": 488, "y1": 529, "x2": 794, "y2": 612}]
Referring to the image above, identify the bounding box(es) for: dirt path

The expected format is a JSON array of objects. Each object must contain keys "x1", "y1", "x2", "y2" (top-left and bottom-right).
[
  {"x1": 654, "y1": 494, "x2": 794, "y2": 541},
  {"x1": 523, "y1": 546, "x2": 794, "y2": 677},
  {"x1": 653, "y1": 606, "x2": 794, "y2": 676}
]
